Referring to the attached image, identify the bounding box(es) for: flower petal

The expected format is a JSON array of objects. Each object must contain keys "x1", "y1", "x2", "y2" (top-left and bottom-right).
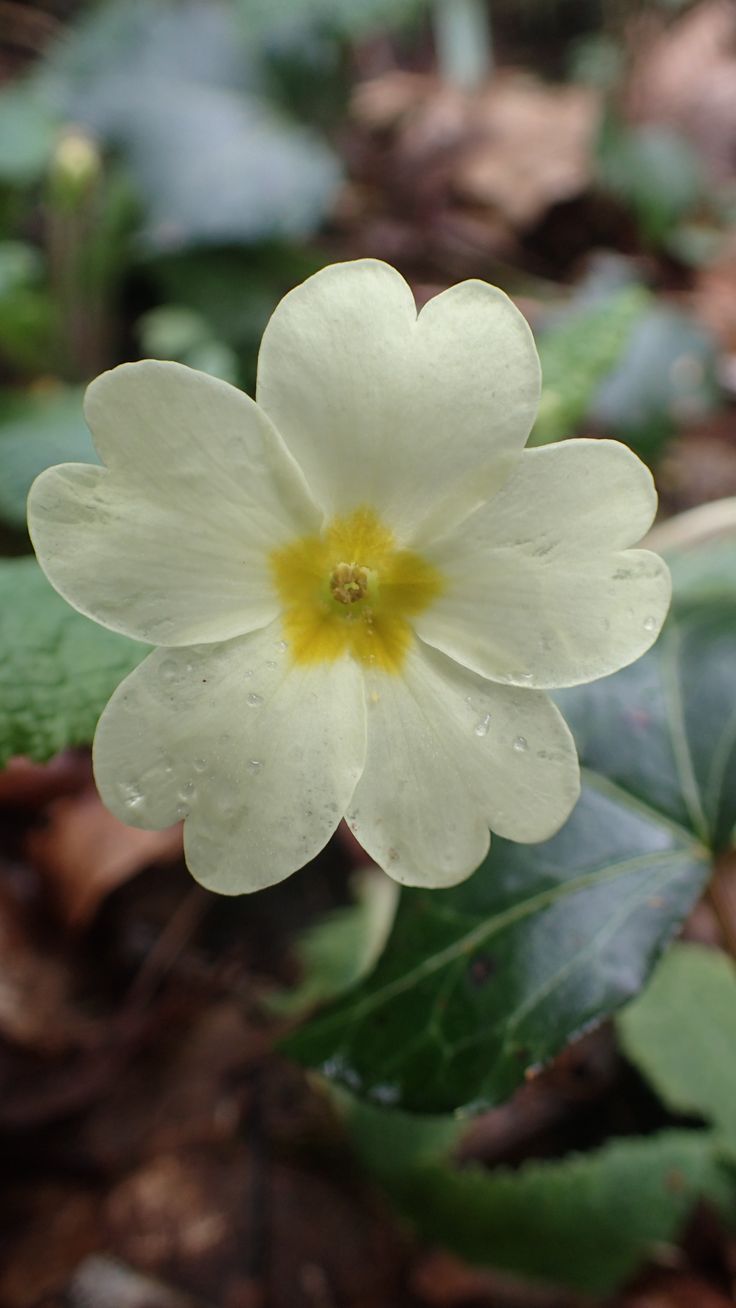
[
  {"x1": 28, "y1": 361, "x2": 320, "y2": 645},
  {"x1": 347, "y1": 641, "x2": 579, "y2": 888},
  {"x1": 256, "y1": 259, "x2": 540, "y2": 540},
  {"x1": 93, "y1": 623, "x2": 366, "y2": 893},
  {"x1": 415, "y1": 440, "x2": 671, "y2": 689}
]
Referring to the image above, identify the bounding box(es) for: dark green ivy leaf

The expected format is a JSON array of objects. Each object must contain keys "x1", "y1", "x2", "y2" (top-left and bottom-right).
[{"x1": 285, "y1": 598, "x2": 735, "y2": 1112}]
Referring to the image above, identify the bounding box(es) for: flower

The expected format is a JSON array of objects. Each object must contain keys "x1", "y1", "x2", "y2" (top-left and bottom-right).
[{"x1": 27, "y1": 260, "x2": 670, "y2": 893}]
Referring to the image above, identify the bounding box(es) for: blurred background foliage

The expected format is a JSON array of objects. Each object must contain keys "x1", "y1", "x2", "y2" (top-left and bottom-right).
[{"x1": 1, "y1": 2, "x2": 736, "y2": 1306}]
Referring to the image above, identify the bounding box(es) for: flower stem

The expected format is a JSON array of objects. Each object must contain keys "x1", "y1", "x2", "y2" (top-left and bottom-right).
[{"x1": 432, "y1": 0, "x2": 493, "y2": 91}]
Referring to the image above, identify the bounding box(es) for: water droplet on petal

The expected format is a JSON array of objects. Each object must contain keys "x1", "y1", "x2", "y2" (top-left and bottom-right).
[
  {"x1": 474, "y1": 713, "x2": 491, "y2": 737},
  {"x1": 243, "y1": 668, "x2": 253, "y2": 678},
  {"x1": 193, "y1": 757, "x2": 207, "y2": 773},
  {"x1": 248, "y1": 759, "x2": 263, "y2": 774},
  {"x1": 122, "y1": 781, "x2": 144, "y2": 810},
  {"x1": 175, "y1": 803, "x2": 189, "y2": 820},
  {"x1": 266, "y1": 659, "x2": 277, "y2": 670},
  {"x1": 246, "y1": 692, "x2": 263, "y2": 707},
  {"x1": 643, "y1": 615, "x2": 657, "y2": 632},
  {"x1": 276, "y1": 640, "x2": 288, "y2": 652},
  {"x1": 513, "y1": 736, "x2": 528, "y2": 753}
]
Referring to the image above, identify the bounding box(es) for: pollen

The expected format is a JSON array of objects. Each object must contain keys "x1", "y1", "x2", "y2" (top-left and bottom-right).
[{"x1": 269, "y1": 506, "x2": 442, "y2": 672}]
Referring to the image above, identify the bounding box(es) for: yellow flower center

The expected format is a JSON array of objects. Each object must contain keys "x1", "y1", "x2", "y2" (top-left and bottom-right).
[{"x1": 270, "y1": 506, "x2": 442, "y2": 672}]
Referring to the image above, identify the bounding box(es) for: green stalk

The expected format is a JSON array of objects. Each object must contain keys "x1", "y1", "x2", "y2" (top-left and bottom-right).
[{"x1": 432, "y1": 0, "x2": 493, "y2": 91}]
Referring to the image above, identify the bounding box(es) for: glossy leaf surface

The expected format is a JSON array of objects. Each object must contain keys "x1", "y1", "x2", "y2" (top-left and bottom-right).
[{"x1": 286, "y1": 599, "x2": 735, "y2": 1111}]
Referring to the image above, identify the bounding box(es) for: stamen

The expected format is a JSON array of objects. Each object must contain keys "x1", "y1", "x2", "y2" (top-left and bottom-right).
[{"x1": 330, "y1": 561, "x2": 370, "y2": 605}]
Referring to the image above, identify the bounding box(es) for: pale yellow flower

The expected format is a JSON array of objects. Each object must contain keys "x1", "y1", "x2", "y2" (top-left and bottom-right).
[{"x1": 28, "y1": 260, "x2": 670, "y2": 892}]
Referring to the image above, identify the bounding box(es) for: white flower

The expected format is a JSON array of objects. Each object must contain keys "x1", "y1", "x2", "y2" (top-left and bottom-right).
[{"x1": 28, "y1": 260, "x2": 670, "y2": 893}]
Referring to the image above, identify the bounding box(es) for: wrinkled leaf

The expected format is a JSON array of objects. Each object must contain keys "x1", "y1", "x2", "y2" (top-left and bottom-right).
[
  {"x1": 0, "y1": 388, "x2": 95, "y2": 529},
  {"x1": 0, "y1": 557, "x2": 146, "y2": 767},
  {"x1": 618, "y1": 943, "x2": 736, "y2": 1155},
  {"x1": 286, "y1": 597, "x2": 736, "y2": 1112}
]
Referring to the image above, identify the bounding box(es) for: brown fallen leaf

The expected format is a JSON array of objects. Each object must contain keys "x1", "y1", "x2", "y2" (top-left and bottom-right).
[
  {"x1": 410, "y1": 1249, "x2": 581, "y2": 1308},
  {"x1": 0, "y1": 1185, "x2": 102, "y2": 1308},
  {"x1": 623, "y1": 1269, "x2": 735, "y2": 1308},
  {"x1": 352, "y1": 70, "x2": 600, "y2": 232},
  {"x1": 625, "y1": 0, "x2": 736, "y2": 184},
  {"x1": 0, "y1": 751, "x2": 92, "y2": 808},
  {"x1": 26, "y1": 785, "x2": 183, "y2": 928},
  {"x1": 659, "y1": 413, "x2": 736, "y2": 514},
  {"x1": 0, "y1": 880, "x2": 88, "y2": 1051},
  {"x1": 454, "y1": 76, "x2": 600, "y2": 229},
  {"x1": 105, "y1": 1152, "x2": 237, "y2": 1276},
  {"x1": 77, "y1": 1000, "x2": 262, "y2": 1171}
]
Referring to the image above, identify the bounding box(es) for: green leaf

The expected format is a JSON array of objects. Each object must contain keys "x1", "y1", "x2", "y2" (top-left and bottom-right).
[
  {"x1": 41, "y1": 0, "x2": 341, "y2": 250},
  {"x1": 335, "y1": 1089, "x2": 462, "y2": 1172},
  {"x1": 350, "y1": 1122, "x2": 725, "y2": 1295},
  {"x1": 0, "y1": 242, "x2": 45, "y2": 296},
  {"x1": 561, "y1": 604, "x2": 736, "y2": 855},
  {"x1": 285, "y1": 788, "x2": 708, "y2": 1111},
  {"x1": 598, "y1": 122, "x2": 703, "y2": 246},
  {"x1": 618, "y1": 943, "x2": 736, "y2": 1155},
  {"x1": 148, "y1": 245, "x2": 327, "y2": 390},
  {"x1": 0, "y1": 388, "x2": 96, "y2": 529},
  {"x1": 286, "y1": 596, "x2": 736, "y2": 1113},
  {"x1": 667, "y1": 540, "x2": 736, "y2": 615},
  {"x1": 531, "y1": 286, "x2": 648, "y2": 446},
  {"x1": 0, "y1": 557, "x2": 147, "y2": 767},
  {"x1": 235, "y1": 0, "x2": 427, "y2": 39},
  {"x1": 591, "y1": 305, "x2": 719, "y2": 461},
  {"x1": 270, "y1": 867, "x2": 400, "y2": 1018},
  {"x1": 0, "y1": 83, "x2": 56, "y2": 184},
  {"x1": 137, "y1": 305, "x2": 240, "y2": 385},
  {"x1": 120, "y1": 86, "x2": 342, "y2": 251},
  {"x1": 0, "y1": 242, "x2": 56, "y2": 377}
]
